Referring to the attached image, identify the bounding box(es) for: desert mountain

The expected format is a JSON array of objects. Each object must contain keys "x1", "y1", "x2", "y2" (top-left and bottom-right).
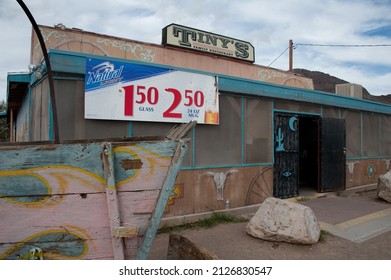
[{"x1": 293, "y1": 69, "x2": 391, "y2": 105}]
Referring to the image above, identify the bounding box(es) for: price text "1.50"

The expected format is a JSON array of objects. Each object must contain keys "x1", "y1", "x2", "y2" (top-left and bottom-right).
[{"x1": 122, "y1": 85, "x2": 205, "y2": 118}]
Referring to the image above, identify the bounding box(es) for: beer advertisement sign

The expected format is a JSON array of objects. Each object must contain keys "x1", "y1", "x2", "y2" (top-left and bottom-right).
[{"x1": 85, "y1": 58, "x2": 219, "y2": 124}]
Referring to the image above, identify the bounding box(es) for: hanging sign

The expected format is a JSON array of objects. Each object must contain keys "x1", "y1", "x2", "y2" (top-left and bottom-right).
[
  {"x1": 162, "y1": 23, "x2": 255, "y2": 63},
  {"x1": 85, "y1": 58, "x2": 219, "y2": 124}
]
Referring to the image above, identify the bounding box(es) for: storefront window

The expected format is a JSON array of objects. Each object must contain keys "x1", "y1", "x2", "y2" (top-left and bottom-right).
[
  {"x1": 380, "y1": 114, "x2": 391, "y2": 156},
  {"x1": 322, "y1": 106, "x2": 341, "y2": 119},
  {"x1": 245, "y1": 98, "x2": 272, "y2": 163},
  {"x1": 195, "y1": 95, "x2": 242, "y2": 166},
  {"x1": 274, "y1": 101, "x2": 321, "y2": 114},
  {"x1": 30, "y1": 79, "x2": 49, "y2": 141},
  {"x1": 132, "y1": 122, "x2": 193, "y2": 167},
  {"x1": 341, "y1": 110, "x2": 361, "y2": 158},
  {"x1": 362, "y1": 112, "x2": 380, "y2": 157}
]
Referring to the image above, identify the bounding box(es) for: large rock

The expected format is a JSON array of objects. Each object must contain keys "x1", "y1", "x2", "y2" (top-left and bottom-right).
[
  {"x1": 246, "y1": 197, "x2": 320, "y2": 244},
  {"x1": 377, "y1": 170, "x2": 391, "y2": 203}
]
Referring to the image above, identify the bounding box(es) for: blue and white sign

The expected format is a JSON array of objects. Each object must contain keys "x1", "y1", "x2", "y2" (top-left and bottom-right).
[{"x1": 85, "y1": 58, "x2": 219, "y2": 124}]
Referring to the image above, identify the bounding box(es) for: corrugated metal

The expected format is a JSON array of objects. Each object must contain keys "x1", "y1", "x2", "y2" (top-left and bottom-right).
[{"x1": 336, "y1": 83, "x2": 363, "y2": 99}]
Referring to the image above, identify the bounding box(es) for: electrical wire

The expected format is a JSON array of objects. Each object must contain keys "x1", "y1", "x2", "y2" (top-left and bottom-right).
[
  {"x1": 267, "y1": 41, "x2": 391, "y2": 67},
  {"x1": 296, "y1": 43, "x2": 391, "y2": 47},
  {"x1": 268, "y1": 46, "x2": 290, "y2": 67}
]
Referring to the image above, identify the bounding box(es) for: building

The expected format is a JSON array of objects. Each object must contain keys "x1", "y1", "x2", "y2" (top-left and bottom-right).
[{"x1": 3, "y1": 24, "x2": 391, "y2": 218}]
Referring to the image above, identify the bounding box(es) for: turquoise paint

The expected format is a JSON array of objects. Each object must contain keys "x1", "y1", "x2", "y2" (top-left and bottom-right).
[
  {"x1": 378, "y1": 114, "x2": 381, "y2": 156},
  {"x1": 219, "y1": 77, "x2": 391, "y2": 115},
  {"x1": 275, "y1": 128, "x2": 285, "y2": 152},
  {"x1": 273, "y1": 109, "x2": 322, "y2": 116},
  {"x1": 0, "y1": 143, "x2": 104, "y2": 177},
  {"x1": 137, "y1": 139, "x2": 189, "y2": 259},
  {"x1": 181, "y1": 162, "x2": 273, "y2": 171},
  {"x1": 360, "y1": 112, "x2": 363, "y2": 157},
  {"x1": 128, "y1": 122, "x2": 133, "y2": 137},
  {"x1": 191, "y1": 127, "x2": 196, "y2": 168},
  {"x1": 241, "y1": 97, "x2": 245, "y2": 164},
  {"x1": 272, "y1": 101, "x2": 275, "y2": 165},
  {"x1": 0, "y1": 176, "x2": 47, "y2": 202},
  {"x1": 47, "y1": 49, "x2": 391, "y2": 116},
  {"x1": 5, "y1": 73, "x2": 31, "y2": 115},
  {"x1": 4, "y1": 231, "x2": 86, "y2": 260},
  {"x1": 347, "y1": 156, "x2": 391, "y2": 160},
  {"x1": 7, "y1": 73, "x2": 31, "y2": 83},
  {"x1": 49, "y1": 92, "x2": 53, "y2": 141}
]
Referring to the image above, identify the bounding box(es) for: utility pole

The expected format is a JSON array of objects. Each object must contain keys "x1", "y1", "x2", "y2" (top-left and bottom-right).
[{"x1": 289, "y1": 39, "x2": 293, "y2": 72}]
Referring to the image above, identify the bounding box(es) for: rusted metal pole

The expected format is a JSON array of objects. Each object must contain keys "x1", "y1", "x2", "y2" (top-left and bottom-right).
[
  {"x1": 289, "y1": 39, "x2": 293, "y2": 72},
  {"x1": 17, "y1": 0, "x2": 60, "y2": 143}
]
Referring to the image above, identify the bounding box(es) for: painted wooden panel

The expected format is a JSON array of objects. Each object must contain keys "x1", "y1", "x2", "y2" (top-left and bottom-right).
[
  {"x1": 0, "y1": 139, "x2": 187, "y2": 259},
  {"x1": 0, "y1": 192, "x2": 113, "y2": 259}
]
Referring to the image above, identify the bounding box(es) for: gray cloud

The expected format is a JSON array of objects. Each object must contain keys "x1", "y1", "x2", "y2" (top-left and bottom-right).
[{"x1": 1, "y1": 0, "x2": 390, "y2": 103}]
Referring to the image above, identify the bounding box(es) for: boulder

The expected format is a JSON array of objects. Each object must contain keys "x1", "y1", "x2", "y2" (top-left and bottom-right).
[
  {"x1": 377, "y1": 170, "x2": 391, "y2": 203},
  {"x1": 246, "y1": 197, "x2": 320, "y2": 244}
]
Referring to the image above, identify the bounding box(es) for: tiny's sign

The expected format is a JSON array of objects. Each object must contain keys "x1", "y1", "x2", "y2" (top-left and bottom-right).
[
  {"x1": 162, "y1": 23, "x2": 255, "y2": 63},
  {"x1": 85, "y1": 58, "x2": 219, "y2": 124}
]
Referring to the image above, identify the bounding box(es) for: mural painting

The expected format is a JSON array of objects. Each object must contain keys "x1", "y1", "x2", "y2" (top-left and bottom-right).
[{"x1": 0, "y1": 139, "x2": 185, "y2": 259}]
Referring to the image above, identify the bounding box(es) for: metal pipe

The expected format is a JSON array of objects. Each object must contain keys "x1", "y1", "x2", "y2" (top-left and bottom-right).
[{"x1": 17, "y1": 0, "x2": 60, "y2": 143}]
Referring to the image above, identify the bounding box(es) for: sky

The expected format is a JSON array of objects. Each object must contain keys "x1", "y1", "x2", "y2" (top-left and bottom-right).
[{"x1": 1, "y1": 0, "x2": 391, "y2": 103}]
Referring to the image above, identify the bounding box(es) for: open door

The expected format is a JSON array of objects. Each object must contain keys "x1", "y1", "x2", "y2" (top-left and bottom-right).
[
  {"x1": 273, "y1": 113, "x2": 299, "y2": 198},
  {"x1": 319, "y1": 118, "x2": 346, "y2": 192}
]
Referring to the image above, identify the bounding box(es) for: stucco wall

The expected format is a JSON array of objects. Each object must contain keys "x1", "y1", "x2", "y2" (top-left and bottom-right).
[{"x1": 31, "y1": 25, "x2": 314, "y2": 90}]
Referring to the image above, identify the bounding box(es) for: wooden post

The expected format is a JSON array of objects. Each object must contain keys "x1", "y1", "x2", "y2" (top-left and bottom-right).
[
  {"x1": 137, "y1": 139, "x2": 189, "y2": 259},
  {"x1": 10, "y1": 108, "x2": 14, "y2": 143},
  {"x1": 289, "y1": 39, "x2": 293, "y2": 72},
  {"x1": 102, "y1": 143, "x2": 126, "y2": 260}
]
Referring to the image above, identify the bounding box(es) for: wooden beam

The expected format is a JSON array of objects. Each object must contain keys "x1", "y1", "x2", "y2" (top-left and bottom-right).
[
  {"x1": 10, "y1": 108, "x2": 14, "y2": 143},
  {"x1": 102, "y1": 143, "x2": 125, "y2": 259},
  {"x1": 136, "y1": 139, "x2": 189, "y2": 259}
]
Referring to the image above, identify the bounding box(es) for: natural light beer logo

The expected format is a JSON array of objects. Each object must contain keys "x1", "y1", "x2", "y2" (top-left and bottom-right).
[{"x1": 86, "y1": 61, "x2": 124, "y2": 87}]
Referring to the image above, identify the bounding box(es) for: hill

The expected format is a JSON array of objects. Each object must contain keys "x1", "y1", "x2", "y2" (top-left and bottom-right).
[{"x1": 293, "y1": 69, "x2": 391, "y2": 105}]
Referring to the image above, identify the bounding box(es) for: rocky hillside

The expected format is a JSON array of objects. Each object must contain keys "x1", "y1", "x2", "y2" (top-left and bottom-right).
[{"x1": 293, "y1": 69, "x2": 391, "y2": 105}]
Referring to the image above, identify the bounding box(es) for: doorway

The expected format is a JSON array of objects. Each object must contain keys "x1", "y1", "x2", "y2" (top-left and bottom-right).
[
  {"x1": 273, "y1": 113, "x2": 346, "y2": 198},
  {"x1": 298, "y1": 116, "x2": 320, "y2": 193}
]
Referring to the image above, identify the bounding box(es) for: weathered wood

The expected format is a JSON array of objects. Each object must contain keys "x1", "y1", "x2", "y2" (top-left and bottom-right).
[
  {"x1": 102, "y1": 143, "x2": 125, "y2": 260},
  {"x1": 113, "y1": 226, "x2": 139, "y2": 238},
  {"x1": 137, "y1": 139, "x2": 189, "y2": 259},
  {"x1": 0, "y1": 138, "x2": 188, "y2": 259},
  {"x1": 165, "y1": 121, "x2": 196, "y2": 140}
]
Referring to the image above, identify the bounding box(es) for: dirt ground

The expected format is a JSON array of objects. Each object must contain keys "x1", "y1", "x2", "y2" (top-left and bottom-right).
[{"x1": 149, "y1": 190, "x2": 391, "y2": 260}]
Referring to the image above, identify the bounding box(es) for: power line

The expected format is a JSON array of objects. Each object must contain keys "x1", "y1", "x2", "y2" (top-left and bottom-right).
[
  {"x1": 268, "y1": 41, "x2": 391, "y2": 69},
  {"x1": 268, "y1": 46, "x2": 290, "y2": 67},
  {"x1": 296, "y1": 43, "x2": 391, "y2": 47}
]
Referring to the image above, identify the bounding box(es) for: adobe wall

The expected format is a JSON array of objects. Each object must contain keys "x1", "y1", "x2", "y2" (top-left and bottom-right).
[{"x1": 32, "y1": 25, "x2": 314, "y2": 89}]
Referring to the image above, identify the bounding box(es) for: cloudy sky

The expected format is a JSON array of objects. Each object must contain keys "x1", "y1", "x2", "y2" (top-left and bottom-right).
[{"x1": 1, "y1": 0, "x2": 391, "y2": 102}]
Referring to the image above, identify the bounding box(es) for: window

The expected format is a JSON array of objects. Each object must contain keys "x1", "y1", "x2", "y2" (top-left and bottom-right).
[
  {"x1": 245, "y1": 98, "x2": 272, "y2": 163},
  {"x1": 195, "y1": 95, "x2": 242, "y2": 166},
  {"x1": 380, "y1": 114, "x2": 391, "y2": 156},
  {"x1": 341, "y1": 110, "x2": 361, "y2": 157},
  {"x1": 362, "y1": 112, "x2": 379, "y2": 157}
]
